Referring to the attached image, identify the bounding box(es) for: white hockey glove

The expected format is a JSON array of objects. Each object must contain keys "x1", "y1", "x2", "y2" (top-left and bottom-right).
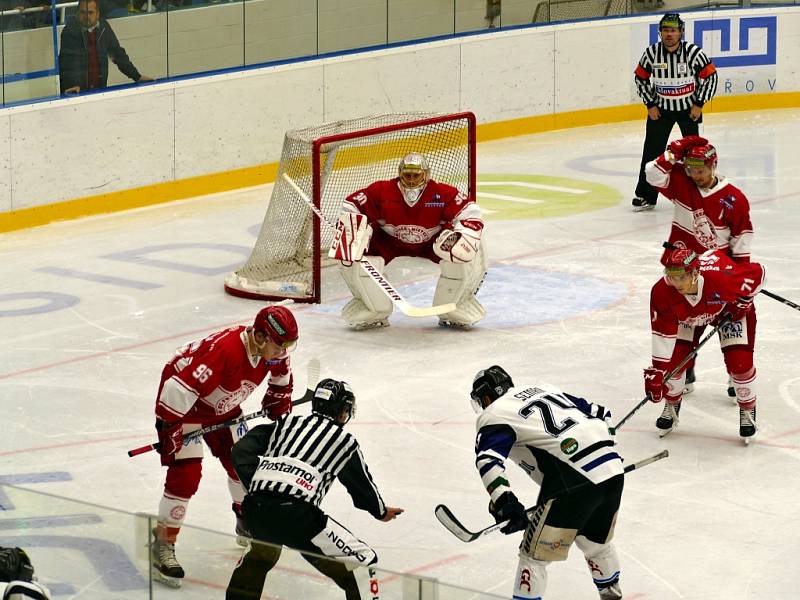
[
  {"x1": 433, "y1": 229, "x2": 480, "y2": 263},
  {"x1": 329, "y1": 212, "x2": 373, "y2": 264}
]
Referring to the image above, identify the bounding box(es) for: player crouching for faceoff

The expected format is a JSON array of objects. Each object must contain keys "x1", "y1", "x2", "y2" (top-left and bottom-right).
[
  {"x1": 470, "y1": 366, "x2": 625, "y2": 600},
  {"x1": 225, "y1": 379, "x2": 404, "y2": 600},
  {"x1": 644, "y1": 249, "x2": 766, "y2": 439},
  {"x1": 151, "y1": 306, "x2": 299, "y2": 587},
  {"x1": 329, "y1": 152, "x2": 487, "y2": 329}
]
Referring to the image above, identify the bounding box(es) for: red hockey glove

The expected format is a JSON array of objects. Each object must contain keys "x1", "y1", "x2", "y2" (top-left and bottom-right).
[
  {"x1": 262, "y1": 386, "x2": 292, "y2": 420},
  {"x1": 668, "y1": 135, "x2": 709, "y2": 161},
  {"x1": 725, "y1": 296, "x2": 754, "y2": 322},
  {"x1": 489, "y1": 492, "x2": 529, "y2": 534},
  {"x1": 643, "y1": 367, "x2": 667, "y2": 403},
  {"x1": 156, "y1": 420, "x2": 184, "y2": 455}
]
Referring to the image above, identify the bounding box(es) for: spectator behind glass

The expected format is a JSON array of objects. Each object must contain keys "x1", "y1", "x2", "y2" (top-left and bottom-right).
[
  {"x1": 0, "y1": 0, "x2": 52, "y2": 31},
  {"x1": 58, "y1": 0, "x2": 153, "y2": 94}
]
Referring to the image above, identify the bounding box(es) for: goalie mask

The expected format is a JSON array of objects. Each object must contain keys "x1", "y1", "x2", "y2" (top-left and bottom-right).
[
  {"x1": 312, "y1": 379, "x2": 356, "y2": 425},
  {"x1": 397, "y1": 153, "x2": 430, "y2": 206},
  {"x1": 253, "y1": 306, "x2": 299, "y2": 351},
  {"x1": 470, "y1": 365, "x2": 514, "y2": 413}
]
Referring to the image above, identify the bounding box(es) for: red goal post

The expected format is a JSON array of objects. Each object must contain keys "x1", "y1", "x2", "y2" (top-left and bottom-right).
[{"x1": 224, "y1": 112, "x2": 477, "y2": 303}]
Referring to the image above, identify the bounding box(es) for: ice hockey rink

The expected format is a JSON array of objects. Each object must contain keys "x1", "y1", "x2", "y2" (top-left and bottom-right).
[{"x1": 1, "y1": 108, "x2": 799, "y2": 599}]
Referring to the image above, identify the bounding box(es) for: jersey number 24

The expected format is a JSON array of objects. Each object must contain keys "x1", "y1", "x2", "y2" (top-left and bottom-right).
[{"x1": 518, "y1": 394, "x2": 578, "y2": 438}]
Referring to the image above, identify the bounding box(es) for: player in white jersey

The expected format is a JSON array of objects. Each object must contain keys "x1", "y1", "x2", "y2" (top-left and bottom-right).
[{"x1": 470, "y1": 366, "x2": 625, "y2": 600}]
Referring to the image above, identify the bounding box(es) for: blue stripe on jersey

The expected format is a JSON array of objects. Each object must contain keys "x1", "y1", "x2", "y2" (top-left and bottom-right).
[
  {"x1": 476, "y1": 424, "x2": 516, "y2": 458},
  {"x1": 582, "y1": 452, "x2": 621, "y2": 472},
  {"x1": 477, "y1": 455, "x2": 503, "y2": 476},
  {"x1": 563, "y1": 392, "x2": 593, "y2": 416}
]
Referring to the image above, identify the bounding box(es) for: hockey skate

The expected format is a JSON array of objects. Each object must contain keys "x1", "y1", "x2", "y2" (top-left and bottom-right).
[
  {"x1": 656, "y1": 401, "x2": 680, "y2": 437},
  {"x1": 739, "y1": 406, "x2": 757, "y2": 443},
  {"x1": 151, "y1": 528, "x2": 184, "y2": 588},
  {"x1": 599, "y1": 582, "x2": 623, "y2": 600},
  {"x1": 632, "y1": 197, "x2": 656, "y2": 212},
  {"x1": 683, "y1": 367, "x2": 695, "y2": 395}
]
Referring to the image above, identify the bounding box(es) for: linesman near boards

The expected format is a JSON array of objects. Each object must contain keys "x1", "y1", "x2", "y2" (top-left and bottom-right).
[
  {"x1": 632, "y1": 12, "x2": 718, "y2": 211},
  {"x1": 225, "y1": 379, "x2": 403, "y2": 600},
  {"x1": 470, "y1": 366, "x2": 625, "y2": 600}
]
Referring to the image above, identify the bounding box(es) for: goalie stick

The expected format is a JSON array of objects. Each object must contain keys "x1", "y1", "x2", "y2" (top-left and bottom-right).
[
  {"x1": 435, "y1": 450, "x2": 668, "y2": 543},
  {"x1": 127, "y1": 358, "x2": 321, "y2": 457},
  {"x1": 281, "y1": 173, "x2": 457, "y2": 318}
]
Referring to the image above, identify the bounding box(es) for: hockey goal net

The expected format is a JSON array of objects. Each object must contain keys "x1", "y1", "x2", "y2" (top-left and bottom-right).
[{"x1": 224, "y1": 112, "x2": 477, "y2": 303}]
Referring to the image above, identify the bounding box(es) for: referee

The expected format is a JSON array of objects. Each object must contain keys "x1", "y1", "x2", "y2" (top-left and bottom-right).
[
  {"x1": 632, "y1": 13, "x2": 718, "y2": 211},
  {"x1": 225, "y1": 378, "x2": 403, "y2": 600}
]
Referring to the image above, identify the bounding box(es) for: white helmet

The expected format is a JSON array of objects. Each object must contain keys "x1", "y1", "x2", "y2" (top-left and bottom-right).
[{"x1": 397, "y1": 153, "x2": 430, "y2": 206}]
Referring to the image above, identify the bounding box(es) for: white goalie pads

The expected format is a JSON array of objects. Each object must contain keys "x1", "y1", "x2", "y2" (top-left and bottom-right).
[
  {"x1": 433, "y1": 229, "x2": 480, "y2": 263},
  {"x1": 329, "y1": 212, "x2": 373, "y2": 263}
]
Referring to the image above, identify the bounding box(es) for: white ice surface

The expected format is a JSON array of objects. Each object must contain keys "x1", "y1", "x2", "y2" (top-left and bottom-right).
[{"x1": 1, "y1": 109, "x2": 799, "y2": 599}]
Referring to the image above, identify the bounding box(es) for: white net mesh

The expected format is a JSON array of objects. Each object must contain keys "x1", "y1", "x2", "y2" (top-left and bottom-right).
[{"x1": 225, "y1": 112, "x2": 475, "y2": 302}]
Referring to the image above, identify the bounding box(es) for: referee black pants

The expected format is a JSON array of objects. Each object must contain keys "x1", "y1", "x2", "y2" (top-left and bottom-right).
[
  {"x1": 226, "y1": 494, "x2": 363, "y2": 600},
  {"x1": 635, "y1": 109, "x2": 700, "y2": 203}
]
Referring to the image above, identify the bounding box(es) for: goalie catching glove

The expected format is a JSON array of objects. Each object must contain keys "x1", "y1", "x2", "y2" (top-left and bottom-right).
[
  {"x1": 433, "y1": 229, "x2": 480, "y2": 263},
  {"x1": 329, "y1": 212, "x2": 373, "y2": 263}
]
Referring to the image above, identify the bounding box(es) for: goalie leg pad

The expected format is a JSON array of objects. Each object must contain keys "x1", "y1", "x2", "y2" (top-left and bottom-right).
[
  {"x1": 575, "y1": 535, "x2": 621, "y2": 592},
  {"x1": 434, "y1": 242, "x2": 488, "y2": 327},
  {"x1": 339, "y1": 257, "x2": 393, "y2": 329},
  {"x1": 513, "y1": 554, "x2": 548, "y2": 600}
]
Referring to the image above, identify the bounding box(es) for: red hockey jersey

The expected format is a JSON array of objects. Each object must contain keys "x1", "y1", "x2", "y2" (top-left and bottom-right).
[
  {"x1": 646, "y1": 155, "x2": 753, "y2": 264},
  {"x1": 155, "y1": 326, "x2": 292, "y2": 422},
  {"x1": 650, "y1": 250, "x2": 765, "y2": 371},
  {"x1": 342, "y1": 178, "x2": 483, "y2": 254}
]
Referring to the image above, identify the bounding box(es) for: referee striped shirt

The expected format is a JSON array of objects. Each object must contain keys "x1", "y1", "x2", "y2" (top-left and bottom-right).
[
  {"x1": 232, "y1": 414, "x2": 387, "y2": 519},
  {"x1": 635, "y1": 41, "x2": 717, "y2": 112}
]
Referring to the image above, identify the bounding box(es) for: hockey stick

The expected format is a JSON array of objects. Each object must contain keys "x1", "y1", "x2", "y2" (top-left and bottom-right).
[
  {"x1": 759, "y1": 289, "x2": 800, "y2": 313},
  {"x1": 127, "y1": 358, "x2": 321, "y2": 457},
  {"x1": 281, "y1": 173, "x2": 457, "y2": 318},
  {"x1": 435, "y1": 449, "x2": 668, "y2": 543},
  {"x1": 609, "y1": 319, "x2": 729, "y2": 435}
]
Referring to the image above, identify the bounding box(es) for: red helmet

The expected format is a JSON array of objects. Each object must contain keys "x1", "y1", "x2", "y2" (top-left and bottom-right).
[
  {"x1": 253, "y1": 306, "x2": 298, "y2": 347},
  {"x1": 684, "y1": 144, "x2": 717, "y2": 169},
  {"x1": 664, "y1": 249, "x2": 699, "y2": 276}
]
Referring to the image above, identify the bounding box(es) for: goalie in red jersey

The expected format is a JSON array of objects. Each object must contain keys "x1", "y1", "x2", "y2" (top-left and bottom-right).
[
  {"x1": 329, "y1": 153, "x2": 486, "y2": 330},
  {"x1": 150, "y1": 305, "x2": 298, "y2": 587},
  {"x1": 644, "y1": 248, "x2": 765, "y2": 440}
]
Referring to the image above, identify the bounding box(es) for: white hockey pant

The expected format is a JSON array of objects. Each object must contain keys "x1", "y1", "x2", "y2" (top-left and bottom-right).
[
  {"x1": 433, "y1": 242, "x2": 488, "y2": 326},
  {"x1": 339, "y1": 257, "x2": 393, "y2": 327},
  {"x1": 575, "y1": 535, "x2": 621, "y2": 593}
]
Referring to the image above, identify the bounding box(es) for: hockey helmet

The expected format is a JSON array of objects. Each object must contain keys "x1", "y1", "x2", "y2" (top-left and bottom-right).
[
  {"x1": 664, "y1": 248, "x2": 699, "y2": 276},
  {"x1": 470, "y1": 365, "x2": 514, "y2": 413},
  {"x1": 312, "y1": 379, "x2": 356, "y2": 424},
  {"x1": 659, "y1": 12, "x2": 684, "y2": 32},
  {"x1": 684, "y1": 143, "x2": 718, "y2": 170},
  {"x1": 253, "y1": 305, "x2": 298, "y2": 349}
]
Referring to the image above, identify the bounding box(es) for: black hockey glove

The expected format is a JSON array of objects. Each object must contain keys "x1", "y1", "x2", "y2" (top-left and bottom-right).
[{"x1": 489, "y1": 492, "x2": 529, "y2": 534}]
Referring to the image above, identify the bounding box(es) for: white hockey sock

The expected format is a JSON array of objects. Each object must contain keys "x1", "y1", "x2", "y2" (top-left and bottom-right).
[
  {"x1": 158, "y1": 493, "x2": 189, "y2": 529},
  {"x1": 575, "y1": 536, "x2": 621, "y2": 591},
  {"x1": 513, "y1": 555, "x2": 548, "y2": 599},
  {"x1": 731, "y1": 367, "x2": 757, "y2": 409}
]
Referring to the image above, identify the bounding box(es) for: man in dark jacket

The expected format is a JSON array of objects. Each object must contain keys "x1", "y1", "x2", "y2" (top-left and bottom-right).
[{"x1": 58, "y1": 0, "x2": 152, "y2": 94}]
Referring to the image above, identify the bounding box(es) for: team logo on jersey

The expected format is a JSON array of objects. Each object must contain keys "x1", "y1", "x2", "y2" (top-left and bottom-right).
[
  {"x1": 692, "y1": 213, "x2": 717, "y2": 249},
  {"x1": 720, "y1": 320, "x2": 745, "y2": 340},
  {"x1": 720, "y1": 195, "x2": 736, "y2": 210},
  {"x1": 707, "y1": 292, "x2": 725, "y2": 305},
  {"x1": 677, "y1": 63, "x2": 688, "y2": 75},
  {"x1": 560, "y1": 438, "x2": 579, "y2": 455},
  {"x1": 393, "y1": 224, "x2": 430, "y2": 244}
]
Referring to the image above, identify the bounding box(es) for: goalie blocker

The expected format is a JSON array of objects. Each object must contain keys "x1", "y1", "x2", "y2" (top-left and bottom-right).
[{"x1": 334, "y1": 153, "x2": 487, "y2": 330}]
